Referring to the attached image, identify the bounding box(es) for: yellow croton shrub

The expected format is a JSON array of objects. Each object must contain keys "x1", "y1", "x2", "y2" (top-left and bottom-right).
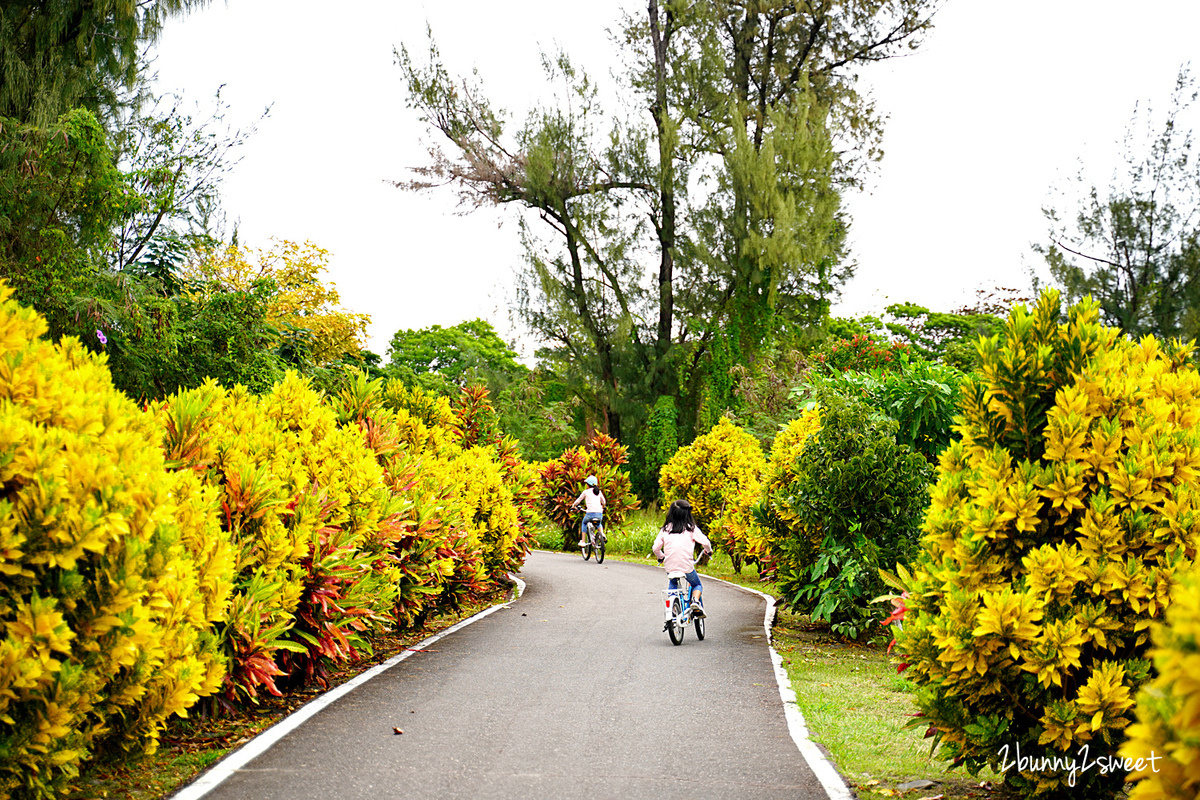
[
  {"x1": 184, "y1": 239, "x2": 370, "y2": 365},
  {"x1": 659, "y1": 416, "x2": 768, "y2": 571},
  {"x1": 894, "y1": 291, "x2": 1200, "y2": 798},
  {"x1": 1123, "y1": 567, "x2": 1200, "y2": 800},
  {"x1": 760, "y1": 408, "x2": 823, "y2": 568},
  {"x1": 0, "y1": 285, "x2": 229, "y2": 800}
]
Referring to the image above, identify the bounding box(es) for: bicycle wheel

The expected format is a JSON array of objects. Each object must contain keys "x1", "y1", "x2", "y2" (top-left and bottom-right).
[
  {"x1": 595, "y1": 532, "x2": 606, "y2": 564},
  {"x1": 668, "y1": 597, "x2": 684, "y2": 645},
  {"x1": 694, "y1": 612, "x2": 706, "y2": 640},
  {"x1": 581, "y1": 536, "x2": 591, "y2": 561}
]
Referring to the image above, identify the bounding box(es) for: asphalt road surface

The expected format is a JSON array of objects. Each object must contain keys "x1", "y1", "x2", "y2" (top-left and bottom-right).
[{"x1": 184, "y1": 550, "x2": 836, "y2": 800}]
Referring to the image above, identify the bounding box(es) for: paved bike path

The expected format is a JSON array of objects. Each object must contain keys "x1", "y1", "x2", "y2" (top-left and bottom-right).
[{"x1": 184, "y1": 550, "x2": 839, "y2": 800}]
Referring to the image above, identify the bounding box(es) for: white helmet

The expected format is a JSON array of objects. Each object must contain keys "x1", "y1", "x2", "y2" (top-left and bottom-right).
[{"x1": 585, "y1": 475, "x2": 598, "y2": 486}]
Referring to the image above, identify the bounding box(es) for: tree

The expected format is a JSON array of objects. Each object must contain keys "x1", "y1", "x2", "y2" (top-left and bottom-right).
[
  {"x1": 0, "y1": 0, "x2": 208, "y2": 126},
  {"x1": 0, "y1": 108, "x2": 130, "y2": 338},
  {"x1": 385, "y1": 318, "x2": 526, "y2": 394},
  {"x1": 110, "y1": 91, "x2": 265, "y2": 276},
  {"x1": 1038, "y1": 66, "x2": 1200, "y2": 341},
  {"x1": 103, "y1": 279, "x2": 291, "y2": 399},
  {"x1": 183, "y1": 240, "x2": 371, "y2": 367},
  {"x1": 492, "y1": 369, "x2": 583, "y2": 462},
  {"x1": 397, "y1": 0, "x2": 941, "y2": 442}
]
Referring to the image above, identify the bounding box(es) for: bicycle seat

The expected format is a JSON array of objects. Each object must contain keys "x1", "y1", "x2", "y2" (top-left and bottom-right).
[{"x1": 666, "y1": 570, "x2": 687, "y2": 579}]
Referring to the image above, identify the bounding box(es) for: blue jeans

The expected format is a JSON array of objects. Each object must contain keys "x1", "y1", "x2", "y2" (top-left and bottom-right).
[
  {"x1": 581, "y1": 512, "x2": 603, "y2": 538},
  {"x1": 668, "y1": 570, "x2": 702, "y2": 600}
]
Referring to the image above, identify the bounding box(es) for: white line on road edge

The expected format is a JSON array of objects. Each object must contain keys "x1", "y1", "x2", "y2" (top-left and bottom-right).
[
  {"x1": 170, "y1": 576, "x2": 527, "y2": 800},
  {"x1": 713, "y1": 577, "x2": 854, "y2": 800}
]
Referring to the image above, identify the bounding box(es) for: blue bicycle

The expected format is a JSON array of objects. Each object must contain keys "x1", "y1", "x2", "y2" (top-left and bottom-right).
[{"x1": 662, "y1": 570, "x2": 705, "y2": 645}]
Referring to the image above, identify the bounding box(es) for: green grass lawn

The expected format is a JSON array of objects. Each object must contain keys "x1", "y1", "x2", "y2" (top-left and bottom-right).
[{"x1": 770, "y1": 614, "x2": 1009, "y2": 799}]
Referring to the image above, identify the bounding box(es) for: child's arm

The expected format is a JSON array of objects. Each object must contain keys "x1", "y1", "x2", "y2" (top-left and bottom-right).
[{"x1": 652, "y1": 530, "x2": 666, "y2": 561}]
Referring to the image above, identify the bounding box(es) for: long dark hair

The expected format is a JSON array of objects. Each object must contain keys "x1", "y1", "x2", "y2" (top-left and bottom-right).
[{"x1": 664, "y1": 499, "x2": 696, "y2": 533}]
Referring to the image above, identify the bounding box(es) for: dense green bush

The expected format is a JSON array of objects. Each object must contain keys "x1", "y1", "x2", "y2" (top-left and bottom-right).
[
  {"x1": 802, "y1": 354, "x2": 965, "y2": 463},
  {"x1": 761, "y1": 393, "x2": 932, "y2": 638},
  {"x1": 893, "y1": 291, "x2": 1200, "y2": 798}
]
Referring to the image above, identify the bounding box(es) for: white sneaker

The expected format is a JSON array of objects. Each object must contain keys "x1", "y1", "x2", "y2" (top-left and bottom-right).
[{"x1": 691, "y1": 603, "x2": 706, "y2": 618}]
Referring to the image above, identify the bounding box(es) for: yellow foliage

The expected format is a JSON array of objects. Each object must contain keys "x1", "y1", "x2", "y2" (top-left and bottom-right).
[
  {"x1": 760, "y1": 409, "x2": 824, "y2": 562},
  {"x1": 896, "y1": 292, "x2": 1200, "y2": 798},
  {"x1": 0, "y1": 283, "x2": 229, "y2": 798},
  {"x1": 659, "y1": 417, "x2": 768, "y2": 569},
  {"x1": 156, "y1": 372, "x2": 412, "y2": 703},
  {"x1": 338, "y1": 373, "x2": 529, "y2": 621},
  {"x1": 184, "y1": 239, "x2": 370, "y2": 365},
  {"x1": 1124, "y1": 568, "x2": 1200, "y2": 800}
]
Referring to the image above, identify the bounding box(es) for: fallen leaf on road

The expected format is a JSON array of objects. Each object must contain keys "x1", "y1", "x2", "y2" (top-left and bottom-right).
[{"x1": 392, "y1": 728, "x2": 403, "y2": 735}]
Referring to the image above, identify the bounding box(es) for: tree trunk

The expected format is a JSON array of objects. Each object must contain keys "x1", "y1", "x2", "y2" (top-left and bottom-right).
[{"x1": 649, "y1": 0, "x2": 676, "y2": 400}]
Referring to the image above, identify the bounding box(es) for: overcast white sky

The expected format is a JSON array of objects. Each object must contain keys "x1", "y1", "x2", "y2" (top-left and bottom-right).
[{"x1": 151, "y1": 1, "x2": 1200, "y2": 358}]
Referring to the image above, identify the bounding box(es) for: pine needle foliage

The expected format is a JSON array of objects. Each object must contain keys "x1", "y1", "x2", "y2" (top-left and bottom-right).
[
  {"x1": 894, "y1": 290, "x2": 1200, "y2": 798},
  {"x1": 0, "y1": 0, "x2": 207, "y2": 125}
]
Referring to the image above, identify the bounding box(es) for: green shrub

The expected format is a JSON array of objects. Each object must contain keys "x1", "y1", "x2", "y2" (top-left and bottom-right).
[
  {"x1": 799, "y1": 354, "x2": 964, "y2": 464},
  {"x1": 762, "y1": 394, "x2": 931, "y2": 638},
  {"x1": 0, "y1": 284, "x2": 228, "y2": 799},
  {"x1": 893, "y1": 291, "x2": 1200, "y2": 798}
]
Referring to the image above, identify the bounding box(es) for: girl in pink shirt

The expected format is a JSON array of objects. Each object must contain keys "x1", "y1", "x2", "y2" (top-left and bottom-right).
[{"x1": 652, "y1": 499, "x2": 713, "y2": 617}]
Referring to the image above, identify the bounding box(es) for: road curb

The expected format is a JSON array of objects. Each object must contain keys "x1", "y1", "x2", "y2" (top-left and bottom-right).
[
  {"x1": 170, "y1": 576, "x2": 528, "y2": 800},
  {"x1": 711, "y1": 576, "x2": 854, "y2": 800}
]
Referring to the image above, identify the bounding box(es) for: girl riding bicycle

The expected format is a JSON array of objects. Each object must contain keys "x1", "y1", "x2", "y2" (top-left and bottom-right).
[
  {"x1": 570, "y1": 475, "x2": 606, "y2": 547},
  {"x1": 652, "y1": 499, "x2": 713, "y2": 618}
]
